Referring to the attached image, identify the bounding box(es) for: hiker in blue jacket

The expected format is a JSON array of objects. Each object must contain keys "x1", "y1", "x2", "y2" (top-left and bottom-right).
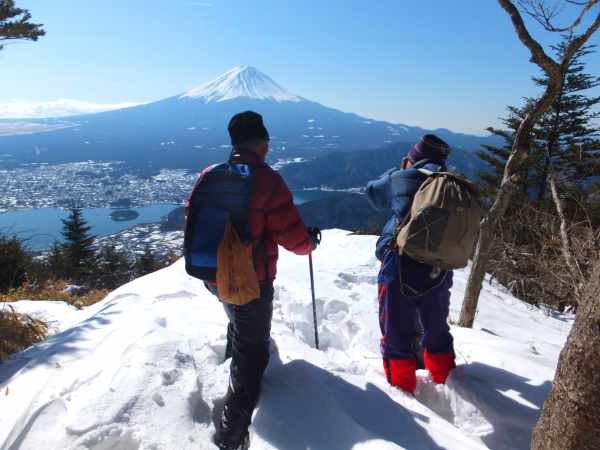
[{"x1": 366, "y1": 134, "x2": 456, "y2": 393}]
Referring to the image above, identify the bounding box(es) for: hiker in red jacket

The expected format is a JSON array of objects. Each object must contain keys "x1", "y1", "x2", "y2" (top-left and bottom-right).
[{"x1": 204, "y1": 111, "x2": 321, "y2": 450}]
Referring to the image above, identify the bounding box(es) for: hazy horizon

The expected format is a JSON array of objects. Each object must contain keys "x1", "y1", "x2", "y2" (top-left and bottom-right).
[{"x1": 3, "y1": 1, "x2": 600, "y2": 134}]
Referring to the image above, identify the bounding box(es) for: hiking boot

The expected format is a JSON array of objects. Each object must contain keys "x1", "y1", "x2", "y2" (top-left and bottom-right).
[
  {"x1": 214, "y1": 393, "x2": 252, "y2": 450},
  {"x1": 424, "y1": 351, "x2": 455, "y2": 384},
  {"x1": 383, "y1": 358, "x2": 417, "y2": 393},
  {"x1": 214, "y1": 429, "x2": 249, "y2": 450}
]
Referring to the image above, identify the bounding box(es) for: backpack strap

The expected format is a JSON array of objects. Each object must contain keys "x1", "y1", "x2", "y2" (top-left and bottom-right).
[
  {"x1": 252, "y1": 238, "x2": 270, "y2": 285},
  {"x1": 229, "y1": 149, "x2": 267, "y2": 168},
  {"x1": 417, "y1": 168, "x2": 435, "y2": 177}
]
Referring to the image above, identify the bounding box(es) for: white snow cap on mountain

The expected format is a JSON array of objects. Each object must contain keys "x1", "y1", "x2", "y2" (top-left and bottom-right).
[{"x1": 180, "y1": 65, "x2": 302, "y2": 103}]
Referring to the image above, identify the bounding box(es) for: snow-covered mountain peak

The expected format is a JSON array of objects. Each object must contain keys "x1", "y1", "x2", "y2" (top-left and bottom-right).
[{"x1": 180, "y1": 65, "x2": 302, "y2": 103}]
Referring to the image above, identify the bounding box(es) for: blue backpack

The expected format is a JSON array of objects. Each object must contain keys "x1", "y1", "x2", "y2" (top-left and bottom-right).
[{"x1": 184, "y1": 162, "x2": 254, "y2": 282}]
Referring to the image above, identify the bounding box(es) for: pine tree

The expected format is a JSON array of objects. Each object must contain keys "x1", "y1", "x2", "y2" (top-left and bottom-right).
[
  {"x1": 135, "y1": 245, "x2": 161, "y2": 276},
  {"x1": 476, "y1": 124, "x2": 539, "y2": 200},
  {"x1": 0, "y1": 0, "x2": 45, "y2": 52},
  {"x1": 61, "y1": 208, "x2": 97, "y2": 282},
  {"x1": 0, "y1": 234, "x2": 31, "y2": 293},
  {"x1": 96, "y1": 243, "x2": 134, "y2": 289},
  {"x1": 472, "y1": 36, "x2": 600, "y2": 310},
  {"x1": 531, "y1": 41, "x2": 600, "y2": 200},
  {"x1": 46, "y1": 242, "x2": 66, "y2": 280},
  {"x1": 476, "y1": 39, "x2": 600, "y2": 201},
  {"x1": 477, "y1": 128, "x2": 513, "y2": 199}
]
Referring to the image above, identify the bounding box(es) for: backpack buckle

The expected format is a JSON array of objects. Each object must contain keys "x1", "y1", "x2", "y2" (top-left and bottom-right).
[{"x1": 429, "y1": 267, "x2": 442, "y2": 279}]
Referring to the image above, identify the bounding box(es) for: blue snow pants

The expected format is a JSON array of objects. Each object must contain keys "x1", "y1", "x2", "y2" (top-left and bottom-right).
[{"x1": 378, "y1": 250, "x2": 454, "y2": 360}]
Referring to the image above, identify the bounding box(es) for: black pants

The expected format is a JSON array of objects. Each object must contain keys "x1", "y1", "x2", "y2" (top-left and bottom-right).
[{"x1": 206, "y1": 283, "x2": 274, "y2": 412}]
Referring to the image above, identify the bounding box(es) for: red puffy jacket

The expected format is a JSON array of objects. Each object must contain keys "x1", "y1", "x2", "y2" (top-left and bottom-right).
[{"x1": 191, "y1": 150, "x2": 312, "y2": 283}]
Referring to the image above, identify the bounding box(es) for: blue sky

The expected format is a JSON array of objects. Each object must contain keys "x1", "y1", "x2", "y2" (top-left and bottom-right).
[{"x1": 2, "y1": 0, "x2": 600, "y2": 134}]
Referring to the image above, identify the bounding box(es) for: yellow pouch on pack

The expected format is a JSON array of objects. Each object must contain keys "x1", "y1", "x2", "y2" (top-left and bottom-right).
[{"x1": 216, "y1": 221, "x2": 260, "y2": 305}]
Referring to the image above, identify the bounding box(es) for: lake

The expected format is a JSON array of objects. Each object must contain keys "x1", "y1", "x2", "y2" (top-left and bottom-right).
[
  {"x1": 293, "y1": 189, "x2": 345, "y2": 205},
  {"x1": 0, "y1": 190, "x2": 338, "y2": 250},
  {"x1": 0, "y1": 204, "x2": 179, "y2": 250}
]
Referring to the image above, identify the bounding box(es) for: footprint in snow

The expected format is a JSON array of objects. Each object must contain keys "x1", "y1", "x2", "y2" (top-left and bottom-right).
[
  {"x1": 76, "y1": 424, "x2": 142, "y2": 450},
  {"x1": 338, "y1": 272, "x2": 378, "y2": 286},
  {"x1": 174, "y1": 350, "x2": 194, "y2": 368},
  {"x1": 155, "y1": 290, "x2": 198, "y2": 301},
  {"x1": 161, "y1": 369, "x2": 182, "y2": 386},
  {"x1": 188, "y1": 381, "x2": 212, "y2": 424},
  {"x1": 323, "y1": 299, "x2": 350, "y2": 317},
  {"x1": 334, "y1": 272, "x2": 377, "y2": 290},
  {"x1": 152, "y1": 392, "x2": 165, "y2": 407},
  {"x1": 109, "y1": 293, "x2": 140, "y2": 302}
]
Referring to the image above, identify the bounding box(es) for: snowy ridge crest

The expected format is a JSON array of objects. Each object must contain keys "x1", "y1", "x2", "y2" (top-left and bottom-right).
[
  {"x1": 180, "y1": 65, "x2": 302, "y2": 103},
  {"x1": 1, "y1": 230, "x2": 573, "y2": 450}
]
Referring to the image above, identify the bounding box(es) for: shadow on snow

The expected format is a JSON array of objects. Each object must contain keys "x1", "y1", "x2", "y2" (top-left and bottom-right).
[{"x1": 254, "y1": 343, "x2": 447, "y2": 450}]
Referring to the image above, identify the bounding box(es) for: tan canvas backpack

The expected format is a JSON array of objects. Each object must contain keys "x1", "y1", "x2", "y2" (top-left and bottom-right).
[{"x1": 395, "y1": 169, "x2": 484, "y2": 270}]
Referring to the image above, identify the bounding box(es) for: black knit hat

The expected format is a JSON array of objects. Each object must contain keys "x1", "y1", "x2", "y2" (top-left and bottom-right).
[
  {"x1": 227, "y1": 111, "x2": 270, "y2": 147},
  {"x1": 407, "y1": 134, "x2": 451, "y2": 163}
]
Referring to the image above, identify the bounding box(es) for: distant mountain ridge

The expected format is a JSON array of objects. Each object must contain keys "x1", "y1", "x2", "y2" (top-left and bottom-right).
[
  {"x1": 280, "y1": 141, "x2": 488, "y2": 189},
  {"x1": 160, "y1": 193, "x2": 390, "y2": 236},
  {"x1": 0, "y1": 66, "x2": 500, "y2": 171}
]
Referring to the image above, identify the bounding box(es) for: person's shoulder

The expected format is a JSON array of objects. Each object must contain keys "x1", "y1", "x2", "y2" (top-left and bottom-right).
[
  {"x1": 252, "y1": 164, "x2": 287, "y2": 196},
  {"x1": 420, "y1": 162, "x2": 445, "y2": 172},
  {"x1": 394, "y1": 161, "x2": 444, "y2": 181},
  {"x1": 254, "y1": 163, "x2": 282, "y2": 181},
  {"x1": 201, "y1": 163, "x2": 220, "y2": 174},
  {"x1": 390, "y1": 167, "x2": 420, "y2": 182}
]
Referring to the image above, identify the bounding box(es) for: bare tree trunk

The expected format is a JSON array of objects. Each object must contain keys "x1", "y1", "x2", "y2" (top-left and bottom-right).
[
  {"x1": 548, "y1": 173, "x2": 584, "y2": 296},
  {"x1": 530, "y1": 259, "x2": 600, "y2": 450},
  {"x1": 458, "y1": 0, "x2": 600, "y2": 328},
  {"x1": 459, "y1": 80, "x2": 561, "y2": 327},
  {"x1": 538, "y1": 155, "x2": 550, "y2": 200},
  {"x1": 460, "y1": 218, "x2": 497, "y2": 328}
]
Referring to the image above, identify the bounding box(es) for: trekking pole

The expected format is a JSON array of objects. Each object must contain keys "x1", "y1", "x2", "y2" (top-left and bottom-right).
[{"x1": 309, "y1": 252, "x2": 319, "y2": 350}]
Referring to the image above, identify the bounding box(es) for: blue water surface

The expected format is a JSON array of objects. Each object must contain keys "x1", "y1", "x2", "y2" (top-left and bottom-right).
[
  {"x1": 0, "y1": 204, "x2": 179, "y2": 250},
  {"x1": 0, "y1": 190, "x2": 339, "y2": 251}
]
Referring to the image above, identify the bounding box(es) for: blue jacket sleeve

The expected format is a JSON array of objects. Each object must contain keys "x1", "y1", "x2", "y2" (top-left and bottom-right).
[
  {"x1": 375, "y1": 216, "x2": 398, "y2": 261},
  {"x1": 389, "y1": 169, "x2": 424, "y2": 223},
  {"x1": 366, "y1": 168, "x2": 394, "y2": 211},
  {"x1": 371, "y1": 168, "x2": 427, "y2": 262}
]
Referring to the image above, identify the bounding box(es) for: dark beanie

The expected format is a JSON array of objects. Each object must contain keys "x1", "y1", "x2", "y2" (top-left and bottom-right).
[
  {"x1": 407, "y1": 134, "x2": 451, "y2": 163},
  {"x1": 228, "y1": 111, "x2": 269, "y2": 147}
]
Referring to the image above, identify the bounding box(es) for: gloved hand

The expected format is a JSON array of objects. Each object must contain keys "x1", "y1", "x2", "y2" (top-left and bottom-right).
[{"x1": 307, "y1": 227, "x2": 321, "y2": 251}]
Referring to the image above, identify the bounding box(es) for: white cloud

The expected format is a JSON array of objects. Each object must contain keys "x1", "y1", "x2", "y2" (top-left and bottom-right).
[{"x1": 0, "y1": 99, "x2": 143, "y2": 119}]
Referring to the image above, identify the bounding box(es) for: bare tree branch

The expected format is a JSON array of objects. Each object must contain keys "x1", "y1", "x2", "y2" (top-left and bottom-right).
[
  {"x1": 499, "y1": 0, "x2": 558, "y2": 75},
  {"x1": 518, "y1": 0, "x2": 599, "y2": 32},
  {"x1": 518, "y1": 0, "x2": 564, "y2": 29},
  {"x1": 460, "y1": 0, "x2": 600, "y2": 328},
  {"x1": 561, "y1": 8, "x2": 600, "y2": 65},
  {"x1": 549, "y1": 172, "x2": 585, "y2": 284}
]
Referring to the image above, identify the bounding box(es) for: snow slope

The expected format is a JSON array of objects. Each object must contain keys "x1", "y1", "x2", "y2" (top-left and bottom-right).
[
  {"x1": 180, "y1": 66, "x2": 302, "y2": 103},
  {"x1": 1, "y1": 230, "x2": 572, "y2": 450}
]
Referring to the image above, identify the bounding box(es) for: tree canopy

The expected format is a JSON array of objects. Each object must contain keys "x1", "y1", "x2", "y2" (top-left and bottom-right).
[{"x1": 0, "y1": 0, "x2": 45, "y2": 51}]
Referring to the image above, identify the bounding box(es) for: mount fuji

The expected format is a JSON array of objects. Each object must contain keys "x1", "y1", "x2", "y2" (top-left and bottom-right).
[
  {"x1": 180, "y1": 65, "x2": 302, "y2": 103},
  {"x1": 0, "y1": 66, "x2": 498, "y2": 173}
]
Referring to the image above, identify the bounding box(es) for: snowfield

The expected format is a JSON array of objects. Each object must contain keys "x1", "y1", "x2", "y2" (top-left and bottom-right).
[{"x1": 1, "y1": 230, "x2": 572, "y2": 450}]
